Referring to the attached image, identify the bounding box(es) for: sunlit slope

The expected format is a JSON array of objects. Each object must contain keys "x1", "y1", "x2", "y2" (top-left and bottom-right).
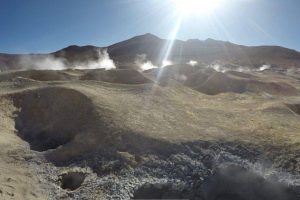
[
  {"x1": 1, "y1": 74, "x2": 299, "y2": 171},
  {"x1": 65, "y1": 81, "x2": 300, "y2": 146},
  {"x1": 1, "y1": 67, "x2": 300, "y2": 199}
]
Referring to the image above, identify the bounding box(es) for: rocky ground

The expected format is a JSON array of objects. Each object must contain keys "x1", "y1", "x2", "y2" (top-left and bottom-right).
[{"x1": 0, "y1": 66, "x2": 300, "y2": 199}]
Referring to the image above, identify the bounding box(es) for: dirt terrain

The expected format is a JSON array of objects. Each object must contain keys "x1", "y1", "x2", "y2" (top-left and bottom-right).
[{"x1": 0, "y1": 65, "x2": 300, "y2": 199}]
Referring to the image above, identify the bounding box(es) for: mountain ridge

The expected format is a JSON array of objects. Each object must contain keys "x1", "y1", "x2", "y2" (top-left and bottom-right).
[{"x1": 1, "y1": 33, "x2": 300, "y2": 71}]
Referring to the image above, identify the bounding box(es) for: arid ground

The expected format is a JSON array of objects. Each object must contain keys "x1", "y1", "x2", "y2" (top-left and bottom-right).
[{"x1": 0, "y1": 64, "x2": 299, "y2": 199}]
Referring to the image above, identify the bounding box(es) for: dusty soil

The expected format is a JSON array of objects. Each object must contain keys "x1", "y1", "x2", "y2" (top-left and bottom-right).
[
  {"x1": 0, "y1": 67, "x2": 299, "y2": 199},
  {"x1": 0, "y1": 98, "x2": 49, "y2": 200}
]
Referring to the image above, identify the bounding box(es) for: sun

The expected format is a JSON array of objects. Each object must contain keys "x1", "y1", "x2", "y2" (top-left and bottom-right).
[{"x1": 172, "y1": 0, "x2": 220, "y2": 16}]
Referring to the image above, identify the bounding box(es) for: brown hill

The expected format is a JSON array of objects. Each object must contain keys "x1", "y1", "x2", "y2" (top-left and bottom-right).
[{"x1": 145, "y1": 64, "x2": 299, "y2": 96}]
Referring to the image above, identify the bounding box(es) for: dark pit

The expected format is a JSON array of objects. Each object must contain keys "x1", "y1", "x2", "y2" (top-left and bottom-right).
[{"x1": 60, "y1": 172, "x2": 85, "y2": 191}]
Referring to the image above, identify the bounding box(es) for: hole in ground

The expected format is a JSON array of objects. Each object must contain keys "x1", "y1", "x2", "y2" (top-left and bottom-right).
[
  {"x1": 60, "y1": 172, "x2": 85, "y2": 191},
  {"x1": 11, "y1": 87, "x2": 96, "y2": 151},
  {"x1": 132, "y1": 183, "x2": 191, "y2": 199},
  {"x1": 201, "y1": 165, "x2": 298, "y2": 200}
]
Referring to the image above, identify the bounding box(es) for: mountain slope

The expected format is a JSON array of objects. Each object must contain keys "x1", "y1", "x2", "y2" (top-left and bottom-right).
[
  {"x1": 107, "y1": 33, "x2": 300, "y2": 68},
  {"x1": 1, "y1": 33, "x2": 300, "y2": 71}
]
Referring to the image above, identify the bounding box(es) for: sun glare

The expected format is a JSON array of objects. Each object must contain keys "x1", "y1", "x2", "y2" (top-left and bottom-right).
[
  {"x1": 162, "y1": 60, "x2": 172, "y2": 67},
  {"x1": 173, "y1": 0, "x2": 220, "y2": 16}
]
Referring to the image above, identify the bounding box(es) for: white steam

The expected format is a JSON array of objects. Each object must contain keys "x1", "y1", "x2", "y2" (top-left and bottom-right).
[
  {"x1": 174, "y1": 74, "x2": 187, "y2": 82},
  {"x1": 134, "y1": 54, "x2": 173, "y2": 70},
  {"x1": 187, "y1": 60, "x2": 198, "y2": 66},
  {"x1": 162, "y1": 60, "x2": 172, "y2": 67},
  {"x1": 236, "y1": 66, "x2": 251, "y2": 72},
  {"x1": 258, "y1": 64, "x2": 271, "y2": 71},
  {"x1": 18, "y1": 49, "x2": 115, "y2": 71},
  {"x1": 205, "y1": 63, "x2": 253, "y2": 73},
  {"x1": 210, "y1": 64, "x2": 228, "y2": 73},
  {"x1": 134, "y1": 54, "x2": 157, "y2": 71},
  {"x1": 74, "y1": 49, "x2": 116, "y2": 70},
  {"x1": 19, "y1": 55, "x2": 66, "y2": 70}
]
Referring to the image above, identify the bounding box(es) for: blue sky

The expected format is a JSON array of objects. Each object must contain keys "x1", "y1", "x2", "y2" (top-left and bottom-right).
[{"x1": 0, "y1": 0, "x2": 299, "y2": 53}]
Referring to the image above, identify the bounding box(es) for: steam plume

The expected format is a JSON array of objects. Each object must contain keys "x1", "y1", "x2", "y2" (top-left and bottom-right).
[
  {"x1": 74, "y1": 49, "x2": 116, "y2": 70},
  {"x1": 210, "y1": 64, "x2": 228, "y2": 73},
  {"x1": 258, "y1": 64, "x2": 271, "y2": 71},
  {"x1": 18, "y1": 49, "x2": 116, "y2": 71},
  {"x1": 162, "y1": 60, "x2": 172, "y2": 67},
  {"x1": 134, "y1": 54, "x2": 157, "y2": 71},
  {"x1": 187, "y1": 60, "x2": 198, "y2": 66},
  {"x1": 19, "y1": 55, "x2": 66, "y2": 70}
]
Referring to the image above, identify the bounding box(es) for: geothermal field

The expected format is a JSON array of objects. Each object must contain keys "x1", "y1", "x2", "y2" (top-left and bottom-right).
[{"x1": 0, "y1": 34, "x2": 300, "y2": 200}]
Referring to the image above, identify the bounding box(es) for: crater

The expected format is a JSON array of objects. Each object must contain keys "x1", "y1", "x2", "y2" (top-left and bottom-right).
[
  {"x1": 60, "y1": 172, "x2": 85, "y2": 191},
  {"x1": 11, "y1": 87, "x2": 96, "y2": 151}
]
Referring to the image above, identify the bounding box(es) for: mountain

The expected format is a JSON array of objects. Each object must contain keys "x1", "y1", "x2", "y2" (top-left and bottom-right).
[
  {"x1": 1, "y1": 33, "x2": 300, "y2": 71},
  {"x1": 107, "y1": 33, "x2": 300, "y2": 69}
]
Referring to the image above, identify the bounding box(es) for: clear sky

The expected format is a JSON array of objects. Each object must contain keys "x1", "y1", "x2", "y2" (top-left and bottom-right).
[{"x1": 0, "y1": 0, "x2": 299, "y2": 53}]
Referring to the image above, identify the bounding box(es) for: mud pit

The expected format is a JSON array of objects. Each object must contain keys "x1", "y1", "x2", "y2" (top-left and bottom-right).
[
  {"x1": 11, "y1": 87, "x2": 95, "y2": 151},
  {"x1": 60, "y1": 172, "x2": 86, "y2": 191}
]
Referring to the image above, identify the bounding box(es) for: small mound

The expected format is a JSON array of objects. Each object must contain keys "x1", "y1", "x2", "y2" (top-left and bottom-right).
[
  {"x1": 184, "y1": 69, "x2": 298, "y2": 96},
  {"x1": 10, "y1": 86, "x2": 176, "y2": 164},
  {"x1": 259, "y1": 104, "x2": 295, "y2": 115},
  {"x1": 201, "y1": 165, "x2": 297, "y2": 200},
  {"x1": 159, "y1": 64, "x2": 195, "y2": 77},
  {"x1": 150, "y1": 64, "x2": 195, "y2": 85},
  {"x1": 60, "y1": 172, "x2": 85, "y2": 191},
  {"x1": 247, "y1": 81, "x2": 299, "y2": 96},
  {"x1": 0, "y1": 70, "x2": 75, "y2": 82},
  {"x1": 13, "y1": 77, "x2": 41, "y2": 87},
  {"x1": 286, "y1": 103, "x2": 300, "y2": 115},
  {"x1": 11, "y1": 87, "x2": 96, "y2": 151},
  {"x1": 190, "y1": 70, "x2": 247, "y2": 95},
  {"x1": 225, "y1": 70, "x2": 256, "y2": 79},
  {"x1": 80, "y1": 69, "x2": 152, "y2": 84},
  {"x1": 184, "y1": 68, "x2": 215, "y2": 86}
]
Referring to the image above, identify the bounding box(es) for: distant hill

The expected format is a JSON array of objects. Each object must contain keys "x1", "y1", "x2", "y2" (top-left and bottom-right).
[
  {"x1": 107, "y1": 33, "x2": 300, "y2": 69},
  {"x1": 1, "y1": 33, "x2": 300, "y2": 71}
]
